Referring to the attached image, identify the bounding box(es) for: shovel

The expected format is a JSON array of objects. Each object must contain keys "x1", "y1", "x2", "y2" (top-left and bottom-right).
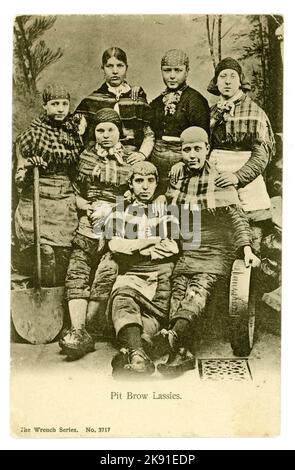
[{"x1": 11, "y1": 167, "x2": 65, "y2": 344}]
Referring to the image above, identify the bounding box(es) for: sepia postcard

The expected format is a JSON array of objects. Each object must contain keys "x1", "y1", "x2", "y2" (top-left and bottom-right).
[{"x1": 10, "y1": 13, "x2": 282, "y2": 438}]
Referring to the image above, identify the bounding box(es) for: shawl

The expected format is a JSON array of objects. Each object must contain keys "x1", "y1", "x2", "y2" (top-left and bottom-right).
[
  {"x1": 76, "y1": 82, "x2": 151, "y2": 126},
  {"x1": 210, "y1": 93, "x2": 275, "y2": 157},
  {"x1": 75, "y1": 143, "x2": 131, "y2": 187},
  {"x1": 166, "y1": 160, "x2": 240, "y2": 211},
  {"x1": 16, "y1": 114, "x2": 83, "y2": 168}
]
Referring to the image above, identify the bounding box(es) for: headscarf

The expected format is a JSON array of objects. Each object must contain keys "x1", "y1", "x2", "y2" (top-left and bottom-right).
[
  {"x1": 161, "y1": 49, "x2": 189, "y2": 68},
  {"x1": 42, "y1": 84, "x2": 70, "y2": 104},
  {"x1": 207, "y1": 57, "x2": 251, "y2": 96},
  {"x1": 90, "y1": 107, "x2": 123, "y2": 139},
  {"x1": 161, "y1": 49, "x2": 190, "y2": 115},
  {"x1": 93, "y1": 107, "x2": 122, "y2": 129}
]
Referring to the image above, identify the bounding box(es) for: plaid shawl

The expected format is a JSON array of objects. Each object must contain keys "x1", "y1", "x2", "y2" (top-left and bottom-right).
[
  {"x1": 211, "y1": 94, "x2": 275, "y2": 157},
  {"x1": 16, "y1": 115, "x2": 83, "y2": 168},
  {"x1": 76, "y1": 143, "x2": 131, "y2": 189},
  {"x1": 166, "y1": 160, "x2": 240, "y2": 210}
]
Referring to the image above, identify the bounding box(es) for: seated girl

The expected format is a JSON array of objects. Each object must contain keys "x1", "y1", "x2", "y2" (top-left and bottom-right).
[
  {"x1": 105, "y1": 162, "x2": 179, "y2": 376},
  {"x1": 156, "y1": 127, "x2": 260, "y2": 376},
  {"x1": 60, "y1": 108, "x2": 133, "y2": 359}
]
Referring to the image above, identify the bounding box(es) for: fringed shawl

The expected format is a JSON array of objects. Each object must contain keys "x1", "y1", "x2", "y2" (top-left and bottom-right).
[
  {"x1": 210, "y1": 94, "x2": 275, "y2": 158},
  {"x1": 75, "y1": 144, "x2": 131, "y2": 202},
  {"x1": 16, "y1": 115, "x2": 83, "y2": 169},
  {"x1": 166, "y1": 160, "x2": 240, "y2": 211}
]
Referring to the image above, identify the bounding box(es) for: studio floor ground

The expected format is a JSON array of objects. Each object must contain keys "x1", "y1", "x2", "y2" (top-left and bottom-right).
[{"x1": 10, "y1": 330, "x2": 280, "y2": 438}]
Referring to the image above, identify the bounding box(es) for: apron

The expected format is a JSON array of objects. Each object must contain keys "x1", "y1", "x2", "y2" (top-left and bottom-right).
[
  {"x1": 15, "y1": 174, "x2": 78, "y2": 250},
  {"x1": 112, "y1": 271, "x2": 158, "y2": 302},
  {"x1": 210, "y1": 149, "x2": 271, "y2": 213}
]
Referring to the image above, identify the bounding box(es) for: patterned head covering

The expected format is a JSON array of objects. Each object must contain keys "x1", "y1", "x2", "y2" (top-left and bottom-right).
[
  {"x1": 128, "y1": 161, "x2": 159, "y2": 183},
  {"x1": 42, "y1": 84, "x2": 70, "y2": 104},
  {"x1": 92, "y1": 108, "x2": 123, "y2": 138},
  {"x1": 207, "y1": 57, "x2": 251, "y2": 96},
  {"x1": 93, "y1": 108, "x2": 121, "y2": 128},
  {"x1": 161, "y1": 49, "x2": 189, "y2": 68},
  {"x1": 180, "y1": 127, "x2": 209, "y2": 145}
]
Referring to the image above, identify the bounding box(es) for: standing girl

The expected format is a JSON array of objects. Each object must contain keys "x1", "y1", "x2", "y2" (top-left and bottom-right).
[{"x1": 76, "y1": 46, "x2": 154, "y2": 164}]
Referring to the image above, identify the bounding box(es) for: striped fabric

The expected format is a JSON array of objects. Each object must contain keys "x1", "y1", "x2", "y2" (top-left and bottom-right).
[
  {"x1": 76, "y1": 85, "x2": 151, "y2": 123},
  {"x1": 166, "y1": 160, "x2": 240, "y2": 210},
  {"x1": 76, "y1": 83, "x2": 151, "y2": 148},
  {"x1": 75, "y1": 144, "x2": 131, "y2": 202},
  {"x1": 211, "y1": 94, "x2": 275, "y2": 157}
]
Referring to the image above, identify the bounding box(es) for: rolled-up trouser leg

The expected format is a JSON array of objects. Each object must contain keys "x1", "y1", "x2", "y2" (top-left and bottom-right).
[
  {"x1": 65, "y1": 234, "x2": 100, "y2": 300},
  {"x1": 112, "y1": 294, "x2": 143, "y2": 337},
  {"x1": 89, "y1": 253, "x2": 118, "y2": 302},
  {"x1": 54, "y1": 247, "x2": 72, "y2": 286},
  {"x1": 65, "y1": 248, "x2": 92, "y2": 300},
  {"x1": 141, "y1": 314, "x2": 161, "y2": 343},
  {"x1": 170, "y1": 273, "x2": 219, "y2": 325}
]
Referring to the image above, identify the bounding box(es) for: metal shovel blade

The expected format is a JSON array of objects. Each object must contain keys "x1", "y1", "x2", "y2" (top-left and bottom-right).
[{"x1": 11, "y1": 286, "x2": 64, "y2": 344}]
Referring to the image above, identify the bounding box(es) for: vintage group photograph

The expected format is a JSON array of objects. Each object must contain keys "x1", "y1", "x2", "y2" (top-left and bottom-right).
[{"x1": 10, "y1": 14, "x2": 283, "y2": 438}]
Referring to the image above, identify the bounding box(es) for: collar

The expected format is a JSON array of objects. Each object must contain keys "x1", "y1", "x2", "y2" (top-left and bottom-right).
[
  {"x1": 217, "y1": 90, "x2": 244, "y2": 116},
  {"x1": 106, "y1": 81, "x2": 131, "y2": 99},
  {"x1": 94, "y1": 142, "x2": 125, "y2": 164}
]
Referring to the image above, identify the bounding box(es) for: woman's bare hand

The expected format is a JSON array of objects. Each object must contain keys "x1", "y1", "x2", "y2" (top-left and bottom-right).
[
  {"x1": 131, "y1": 86, "x2": 140, "y2": 101},
  {"x1": 215, "y1": 172, "x2": 238, "y2": 188},
  {"x1": 27, "y1": 156, "x2": 48, "y2": 168}
]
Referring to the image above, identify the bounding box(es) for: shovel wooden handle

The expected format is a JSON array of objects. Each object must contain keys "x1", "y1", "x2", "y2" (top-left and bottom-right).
[{"x1": 33, "y1": 166, "x2": 42, "y2": 288}]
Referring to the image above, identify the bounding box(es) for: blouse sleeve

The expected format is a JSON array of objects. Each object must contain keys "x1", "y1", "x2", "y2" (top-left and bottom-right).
[
  {"x1": 227, "y1": 205, "x2": 252, "y2": 252},
  {"x1": 234, "y1": 142, "x2": 270, "y2": 187},
  {"x1": 188, "y1": 94, "x2": 211, "y2": 136}
]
